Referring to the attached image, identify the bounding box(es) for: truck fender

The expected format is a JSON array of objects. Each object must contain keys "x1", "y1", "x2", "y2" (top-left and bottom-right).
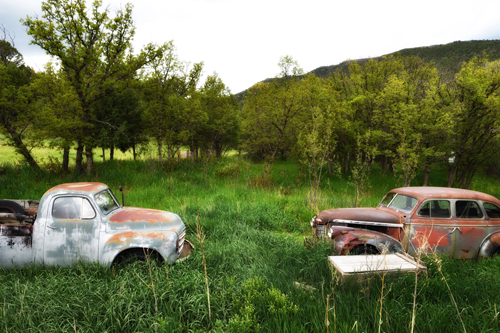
[
  {"x1": 330, "y1": 226, "x2": 404, "y2": 255},
  {"x1": 102, "y1": 231, "x2": 178, "y2": 266},
  {"x1": 478, "y1": 231, "x2": 500, "y2": 259}
]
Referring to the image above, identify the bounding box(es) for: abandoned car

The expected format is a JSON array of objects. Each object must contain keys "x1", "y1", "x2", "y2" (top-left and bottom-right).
[
  {"x1": 311, "y1": 187, "x2": 500, "y2": 259},
  {"x1": 0, "y1": 182, "x2": 191, "y2": 268}
]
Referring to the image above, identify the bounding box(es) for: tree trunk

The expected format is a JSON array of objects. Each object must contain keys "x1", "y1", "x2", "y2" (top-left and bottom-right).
[
  {"x1": 102, "y1": 147, "x2": 106, "y2": 165},
  {"x1": 75, "y1": 141, "x2": 84, "y2": 174},
  {"x1": 85, "y1": 146, "x2": 94, "y2": 175},
  {"x1": 215, "y1": 141, "x2": 222, "y2": 159},
  {"x1": 382, "y1": 155, "x2": 389, "y2": 175},
  {"x1": 422, "y1": 165, "x2": 431, "y2": 186},
  {"x1": 62, "y1": 147, "x2": 69, "y2": 173},
  {"x1": 344, "y1": 153, "x2": 350, "y2": 174},
  {"x1": 132, "y1": 144, "x2": 136, "y2": 161},
  {"x1": 1, "y1": 119, "x2": 40, "y2": 172},
  {"x1": 157, "y1": 140, "x2": 163, "y2": 165},
  {"x1": 110, "y1": 146, "x2": 114, "y2": 161}
]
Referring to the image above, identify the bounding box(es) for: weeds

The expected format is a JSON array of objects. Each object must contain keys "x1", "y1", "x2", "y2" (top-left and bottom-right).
[{"x1": 0, "y1": 155, "x2": 500, "y2": 332}]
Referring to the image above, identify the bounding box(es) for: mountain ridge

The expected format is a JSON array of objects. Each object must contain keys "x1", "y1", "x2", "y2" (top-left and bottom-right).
[{"x1": 235, "y1": 39, "x2": 500, "y2": 99}]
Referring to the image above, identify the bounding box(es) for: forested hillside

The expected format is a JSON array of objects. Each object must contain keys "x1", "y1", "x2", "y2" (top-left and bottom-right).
[{"x1": 309, "y1": 40, "x2": 500, "y2": 81}]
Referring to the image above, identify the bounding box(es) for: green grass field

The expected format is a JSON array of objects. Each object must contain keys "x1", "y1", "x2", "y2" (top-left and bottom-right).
[{"x1": 0, "y1": 144, "x2": 499, "y2": 332}]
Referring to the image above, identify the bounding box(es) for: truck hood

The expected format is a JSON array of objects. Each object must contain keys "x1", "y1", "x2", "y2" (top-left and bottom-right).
[
  {"x1": 106, "y1": 207, "x2": 184, "y2": 234},
  {"x1": 316, "y1": 207, "x2": 402, "y2": 225}
]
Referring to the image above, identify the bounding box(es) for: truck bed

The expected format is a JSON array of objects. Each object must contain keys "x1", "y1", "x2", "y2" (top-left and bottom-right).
[{"x1": 0, "y1": 200, "x2": 39, "y2": 225}]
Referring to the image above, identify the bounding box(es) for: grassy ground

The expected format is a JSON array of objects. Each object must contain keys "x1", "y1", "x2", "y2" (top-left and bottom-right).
[{"x1": 0, "y1": 146, "x2": 499, "y2": 332}]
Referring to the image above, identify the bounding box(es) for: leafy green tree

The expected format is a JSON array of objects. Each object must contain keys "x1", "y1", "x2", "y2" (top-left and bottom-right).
[
  {"x1": 241, "y1": 56, "x2": 305, "y2": 172},
  {"x1": 372, "y1": 57, "x2": 450, "y2": 186},
  {"x1": 23, "y1": 0, "x2": 161, "y2": 174},
  {"x1": 93, "y1": 86, "x2": 145, "y2": 161},
  {"x1": 295, "y1": 74, "x2": 340, "y2": 210},
  {"x1": 199, "y1": 73, "x2": 239, "y2": 158},
  {"x1": 447, "y1": 57, "x2": 500, "y2": 188},
  {"x1": 0, "y1": 38, "x2": 40, "y2": 171},
  {"x1": 30, "y1": 62, "x2": 83, "y2": 172},
  {"x1": 140, "y1": 41, "x2": 203, "y2": 164}
]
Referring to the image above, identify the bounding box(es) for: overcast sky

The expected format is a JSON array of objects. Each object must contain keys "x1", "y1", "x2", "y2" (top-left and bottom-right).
[{"x1": 2, "y1": 0, "x2": 500, "y2": 93}]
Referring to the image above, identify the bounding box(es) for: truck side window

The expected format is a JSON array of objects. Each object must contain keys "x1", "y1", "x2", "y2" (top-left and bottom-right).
[
  {"x1": 456, "y1": 201, "x2": 483, "y2": 219},
  {"x1": 483, "y1": 202, "x2": 500, "y2": 218},
  {"x1": 53, "y1": 197, "x2": 95, "y2": 219}
]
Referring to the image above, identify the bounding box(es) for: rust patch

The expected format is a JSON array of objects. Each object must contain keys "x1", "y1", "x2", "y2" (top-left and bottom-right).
[
  {"x1": 393, "y1": 187, "x2": 500, "y2": 204},
  {"x1": 109, "y1": 208, "x2": 174, "y2": 225},
  {"x1": 46, "y1": 182, "x2": 108, "y2": 194},
  {"x1": 106, "y1": 231, "x2": 169, "y2": 245},
  {"x1": 491, "y1": 233, "x2": 500, "y2": 244}
]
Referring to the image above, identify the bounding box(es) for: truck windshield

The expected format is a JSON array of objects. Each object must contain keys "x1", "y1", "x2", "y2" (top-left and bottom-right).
[
  {"x1": 379, "y1": 193, "x2": 418, "y2": 213},
  {"x1": 95, "y1": 189, "x2": 120, "y2": 215}
]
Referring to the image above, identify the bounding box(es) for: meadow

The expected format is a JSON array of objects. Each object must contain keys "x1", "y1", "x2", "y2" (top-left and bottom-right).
[{"x1": 0, "y1": 144, "x2": 499, "y2": 332}]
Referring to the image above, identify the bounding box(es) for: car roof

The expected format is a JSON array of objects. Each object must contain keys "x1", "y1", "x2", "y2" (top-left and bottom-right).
[{"x1": 390, "y1": 186, "x2": 500, "y2": 204}]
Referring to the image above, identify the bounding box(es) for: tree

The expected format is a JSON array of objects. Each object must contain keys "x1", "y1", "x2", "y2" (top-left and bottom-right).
[
  {"x1": 23, "y1": 0, "x2": 161, "y2": 174},
  {"x1": 93, "y1": 85, "x2": 145, "y2": 161},
  {"x1": 30, "y1": 62, "x2": 83, "y2": 172},
  {"x1": 199, "y1": 73, "x2": 239, "y2": 158},
  {"x1": 141, "y1": 41, "x2": 203, "y2": 164},
  {"x1": 240, "y1": 56, "x2": 305, "y2": 172},
  {"x1": 0, "y1": 26, "x2": 23, "y2": 67},
  {"x1": 447, "y1": 57, "x2": 500, "y2": 188},
  {"x1": 0, "y1": 36, "x2": 40, "y2": 171},
  {"x1": 295, "y1": 74, "x2": 340, "y2": 210}
]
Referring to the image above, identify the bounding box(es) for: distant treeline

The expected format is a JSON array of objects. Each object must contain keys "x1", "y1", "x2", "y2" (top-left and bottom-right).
[{"x1": 1, "y1": 1, "x2": 499, "y2": 189}]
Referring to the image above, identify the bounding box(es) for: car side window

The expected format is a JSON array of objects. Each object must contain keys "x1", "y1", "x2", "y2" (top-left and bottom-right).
[
  {"x1": 417, "y1": 200, "x2": 451, "y2": 218},
  {"x1": 455, "y1": 200, "x2": 483, "y2": 219},
  {"x1": 53, "y1": 197, "x2": 96, "y2": 219},
  {"x1": 483, "y1": 202, "x2": 500, "y2": 218}
]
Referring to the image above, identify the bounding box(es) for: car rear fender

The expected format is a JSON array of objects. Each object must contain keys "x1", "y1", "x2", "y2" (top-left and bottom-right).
[
  {"x1": 478, "y1": 231, "x2": 500, "y2": 259},
  {"x1": 330, "y1": 226, "x2": 404, "y2": 255}
]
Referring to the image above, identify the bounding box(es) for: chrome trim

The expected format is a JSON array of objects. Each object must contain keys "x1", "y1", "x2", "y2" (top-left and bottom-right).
[{"x1": 333, "y1": 219, "x2": 404, "y2": 228}]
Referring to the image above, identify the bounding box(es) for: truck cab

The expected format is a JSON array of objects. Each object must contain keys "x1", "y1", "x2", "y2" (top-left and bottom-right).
[{"x1": 0, "y1": 182, "x2": 189, "y2": 268}]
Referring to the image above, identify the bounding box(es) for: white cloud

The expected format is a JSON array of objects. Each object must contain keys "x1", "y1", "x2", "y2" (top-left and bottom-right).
[{"x1": 2, "y1": 0, "x2": 500, "y2": 93}]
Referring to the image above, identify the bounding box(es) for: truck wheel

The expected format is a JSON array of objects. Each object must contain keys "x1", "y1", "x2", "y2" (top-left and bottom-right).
[
  {"x1": 113, "y1": 249, "x2": 161, "y2": 266},
  {"x1": 0, "y1": 200, "x2": 24, "y2": 214}
]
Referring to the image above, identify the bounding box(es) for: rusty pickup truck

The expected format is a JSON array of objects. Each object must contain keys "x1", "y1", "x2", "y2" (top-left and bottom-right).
[
  {"x1": 311, "y1": 187, "x2": 500, "y2": 259},
  {"x1": 0, "y1": 182, "x2": 190, "y2": 268}
]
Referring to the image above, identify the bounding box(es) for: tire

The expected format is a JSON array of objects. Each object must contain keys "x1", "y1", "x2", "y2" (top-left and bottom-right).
[{"x1": 0, "y1": 200, "x2": 25, "y2": 214}]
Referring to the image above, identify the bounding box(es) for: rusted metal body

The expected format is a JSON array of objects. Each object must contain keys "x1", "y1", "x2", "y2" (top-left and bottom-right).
[
  {"x1": 311, "y1": 187, "x2": 500, "y2": 259},
  {"x1": 0, "y1": 182, "x2": 189, "y2": 268}
]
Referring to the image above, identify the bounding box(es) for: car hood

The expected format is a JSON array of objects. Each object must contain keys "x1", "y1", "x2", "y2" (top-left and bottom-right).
[
  {"x1": 106, "y1": 207, "x2": 184, "y2": 234},
  {"x1": 316, "y1": 207, "x2": 403, "y2": 225}
]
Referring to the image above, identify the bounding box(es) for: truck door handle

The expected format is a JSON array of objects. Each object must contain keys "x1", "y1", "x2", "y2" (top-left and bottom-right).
[{"x1": 47, "y1": 225, "x2": 56, "y2": 229}]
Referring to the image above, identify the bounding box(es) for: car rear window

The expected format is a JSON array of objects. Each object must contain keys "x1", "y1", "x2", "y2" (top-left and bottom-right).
[
  {"x1": 456, "y1": 201, "x2": 483, "y2": 219},
  {"x1": 483, "y1": 202, "x2": 500, "y2": 218}
]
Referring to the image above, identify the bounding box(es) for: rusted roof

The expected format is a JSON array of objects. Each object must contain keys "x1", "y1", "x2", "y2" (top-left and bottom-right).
[
  {"x1": 390, "y1": 187, "x2": 500, "y2": 203},
  {"x1": 45, "y1": 182, "x2": 108, "y2": 194}
]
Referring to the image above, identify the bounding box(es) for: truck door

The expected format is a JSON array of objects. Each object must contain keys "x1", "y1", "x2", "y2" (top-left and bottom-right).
[{"x1": 44, "y1": 196, "x2": 99, "y2": 266}]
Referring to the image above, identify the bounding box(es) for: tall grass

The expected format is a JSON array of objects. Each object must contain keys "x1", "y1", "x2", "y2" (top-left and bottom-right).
[{"x1": 0, "y1": 151, "x2": 499, "y2": 332}]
